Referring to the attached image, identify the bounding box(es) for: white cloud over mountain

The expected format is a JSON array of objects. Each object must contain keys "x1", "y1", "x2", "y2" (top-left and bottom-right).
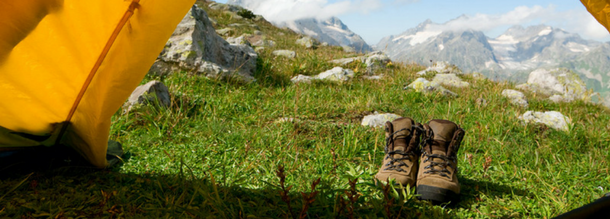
[
  {"x1": 232, "y1": 0, "x2": 383, "y2": 22},
  {"x1": 423, "y1": 5, "x2": 609, "y2": 41}
]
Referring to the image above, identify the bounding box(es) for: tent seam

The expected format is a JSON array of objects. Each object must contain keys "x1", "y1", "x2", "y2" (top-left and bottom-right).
[{"x1": 55, "y1": 0, "x2": 141, "y2": 145}]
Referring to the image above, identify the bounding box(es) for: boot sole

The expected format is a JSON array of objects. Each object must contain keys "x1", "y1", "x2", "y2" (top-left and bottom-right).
[{"x1": 416, "y1": 185, "x2": 459, "y2": 204}]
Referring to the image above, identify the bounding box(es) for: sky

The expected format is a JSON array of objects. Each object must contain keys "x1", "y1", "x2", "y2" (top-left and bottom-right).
[{"x1": 214, "y1": 0, "x2": 610, "y2": 45}]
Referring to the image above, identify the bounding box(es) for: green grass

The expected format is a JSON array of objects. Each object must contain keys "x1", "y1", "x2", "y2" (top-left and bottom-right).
[{"x1": 2, "y1": 2, "x2": 610, "y2": 218}]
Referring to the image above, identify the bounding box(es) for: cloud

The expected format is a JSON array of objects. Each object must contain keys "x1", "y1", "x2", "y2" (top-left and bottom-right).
[
  {"x1": 423, "y1": 5, "x2": 609, "y2": 40},
  {"x1": 232, "y1": 0, "x2": 383, "y2": 22}
]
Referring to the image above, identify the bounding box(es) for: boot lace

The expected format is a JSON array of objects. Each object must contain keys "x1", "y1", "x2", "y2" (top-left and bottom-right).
[
  {"x1": 420, "y1": 127, "x2": 463, "y2": 179},
  {"x1": 383, "y1": 126, "x2": 422, "y2": 172},
  {"x1": 422, "y1": 151, "x2": 455, "y2": 179}
]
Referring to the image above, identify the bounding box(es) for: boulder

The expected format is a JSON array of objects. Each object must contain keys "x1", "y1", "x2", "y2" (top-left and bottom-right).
[
  {"x1": 365, "y1": 52, "x2": 391, "y2": 75},
  {"x1": 123, "y1": 81, "x2": 171, "y2": 113},
  {"x1": 417, "y1": 61, "x2": 462, "y2": 75},
  {"x1": 291, "y1": 67, "x2": 355, "y2": 84},
  {"x1": 502, "y1": 89, "x2": 529, "y2": 108},
  {"x1": 272, "y1": 50, "x2": 296, "y2": 59},
  {"x1": 517, "y1": 68, "x2": 589, "y2": 102},
  {"x1": 296, "y1": 36, "x2": 318, "y2": 49},
  {"x1": 432, "y1": 74, "x2": 470, "y2": 88},
  {"x1": 149, "y1": 5, "x2": 257, "y2": 83},
  {"x1": 315, "y1": 67, "x2": 354, "y2": 82},
  {"x1": 405, "y1": 78, "x2": 458, "y2": 97},
  {"x1": 518, "y1": 111, "x2": 571, "y2": 132},
  {"x1": 361, "y1": 112, "x2": 402, "y2": 128}
]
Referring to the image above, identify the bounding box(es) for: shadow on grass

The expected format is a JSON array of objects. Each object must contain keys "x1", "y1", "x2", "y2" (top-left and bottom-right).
[
  {"x1": 0, "y1": 147, "x2": 456, "y2": 218},
  {"x1": 458, "y1": 176, "x2": 534, "y2": 207}
]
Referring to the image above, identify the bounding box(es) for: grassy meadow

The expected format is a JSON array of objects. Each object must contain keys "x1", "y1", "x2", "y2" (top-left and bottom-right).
[{"x1": 1, "y1": 2, "x2": 610, "y2": 218}]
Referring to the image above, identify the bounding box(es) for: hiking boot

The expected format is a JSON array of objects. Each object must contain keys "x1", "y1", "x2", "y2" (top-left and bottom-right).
[
  {"x1": 375, "y1": 117, "x2": 423, "y2": 187},
  {"x1": 417, "y1": 119, "x2": 465, "y2": 204}
]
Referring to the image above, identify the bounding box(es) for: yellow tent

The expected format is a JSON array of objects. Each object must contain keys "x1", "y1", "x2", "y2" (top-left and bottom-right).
[
  {"x1": 0, "y1": 0, "x2": 194, "y2": 168},
  {"x1": 582, "y1": 0, "x2": 610, "y2": 33}
]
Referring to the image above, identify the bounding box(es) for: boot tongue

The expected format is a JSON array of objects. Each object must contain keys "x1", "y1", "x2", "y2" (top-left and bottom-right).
[
  {"x1": 428, "y1": 119, "x2": 458, "y2": 152},
  {"x1": 388, "y1": 117, "x2": 414, "y2": 151}
]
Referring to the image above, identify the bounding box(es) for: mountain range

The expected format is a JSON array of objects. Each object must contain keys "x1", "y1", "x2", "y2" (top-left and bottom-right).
[
  {"x1": 226, "y1": 0, "x2": 372, "y2": 52},
  {"x1": 376, "y1": 19, "x2": 610, "y2": 96}
]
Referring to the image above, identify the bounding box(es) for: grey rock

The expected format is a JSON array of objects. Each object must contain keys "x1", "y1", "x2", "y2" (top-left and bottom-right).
[
  {"x1": 228, "y1": 23, "x2": 243, "y2": 27},
  {"x1": 226, "y1": 35, "x2": 251, "y2": 46},
  {"x1": 417, "y1": 61, "x2": 463, "y2": 75},
  {"x1": 123, "y1": 81, "x2": 171, "y2": 113},
  {"x1": 518, "y1": 111, "x2": 571, "y2": 132},
  {"x1": 314, "y1": 67, "x2": 354, "y2": 81},
  {"x1": 502, "y1": 89, "x2": 529, "y2": 108},
  {"x1": 432, "y1": 74, "x2": 470, "y2": 88},
  {"x1": 273, "y1": 50, "x2": 296, "y2": 59},
  {"x1": 291, "y1": 67, "x2": 355, "y2": 84},
  {"x1": 216, "y1": 28, "x2": 234, "y2": 36},
  {"x1": 296, "y1": 36, "x2": 318, "y2": 49},
  {"x1": 405, "y1": 78, "x2": 458, "y2": 97},
  {"x1": 150, "y1": 5, "x2": 257, "y2": 83},
  {"x1": 361, "y1": 112, "x2": 402, "y2": 128},
  {"x1": 517, "y1": 68, "x2": 589, "y2": 102},
  {"x1": 254, "y1": 30, "x2": 263, "y2": 35},
  {"x1": 365, "y1": 53, "x2": 391, "y2": 74},
  {"x1": 290, "y1": 74, "x2": 313, "y2": 84},
  {"x1": 329, "y1": 52, "x2": 393, "y2": 74}
]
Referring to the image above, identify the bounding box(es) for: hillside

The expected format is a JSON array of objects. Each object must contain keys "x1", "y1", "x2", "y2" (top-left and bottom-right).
[{"x1": 1, "y1": 1, "x2": 610, "y2": 218}]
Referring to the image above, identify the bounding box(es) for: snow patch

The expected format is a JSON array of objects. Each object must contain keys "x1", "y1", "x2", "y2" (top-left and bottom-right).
[
  {"x1": 392, "y1": 31, "x2": 442, "y2": 46},
  {"x1": 489, "y1": 35, "x2": 519, "y2": 45},
  {"x1": 538, "y1": 27, "x2": 552, "y2": 36},
  {"x1": 439, "y1": 44, "x2": 445, "y2": 51},
  {"x1": 323, "y1": 25, "x2": 349, "y2": 34},
  {"x1": 566, "y1": 42, "x2": 590, "y2": 53}
]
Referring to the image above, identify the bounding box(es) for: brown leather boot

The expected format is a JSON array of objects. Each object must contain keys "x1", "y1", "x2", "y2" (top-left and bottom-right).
[
  {"x1": 375, "y1": 117, "x2": 423, "y2": 187},
  {"x1": 416, "y1": 119, "x2": 465, "y2": 204}
]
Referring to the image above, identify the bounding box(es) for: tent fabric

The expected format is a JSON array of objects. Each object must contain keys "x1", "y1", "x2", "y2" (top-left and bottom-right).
[
  {"x1": 582, "y1": 0, "x2": 610, "y2": 33},
  {"x1": 0, "y1": 0, "x2": 195, "y2": 168}
]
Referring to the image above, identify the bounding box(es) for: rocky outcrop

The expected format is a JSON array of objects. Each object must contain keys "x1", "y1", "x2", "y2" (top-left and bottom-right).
[
  {"x1": 516, "y1": 68, "x2": 590, "y2": 103},
  {"x1": 361, "y1": 113, "x2": 402, "y2": 128},
  {"x1": 518, "y1": 111, "x2": 571, "y2": 132},
  {"x1": 149, "y1": 5, "x2": 257, "y2": 83},
  {"x1": 123, "y1": 81, "x2": 171, "y2": 113},
  {"x1": 405, "y1": 78, "x2": 458, "y2": 97},
  {"x1": 502, "y1": 89, "x2": 529, "y2": 108},
  {"x1": 291, "y1": 67, "x2": 354, "y2": 84}
]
